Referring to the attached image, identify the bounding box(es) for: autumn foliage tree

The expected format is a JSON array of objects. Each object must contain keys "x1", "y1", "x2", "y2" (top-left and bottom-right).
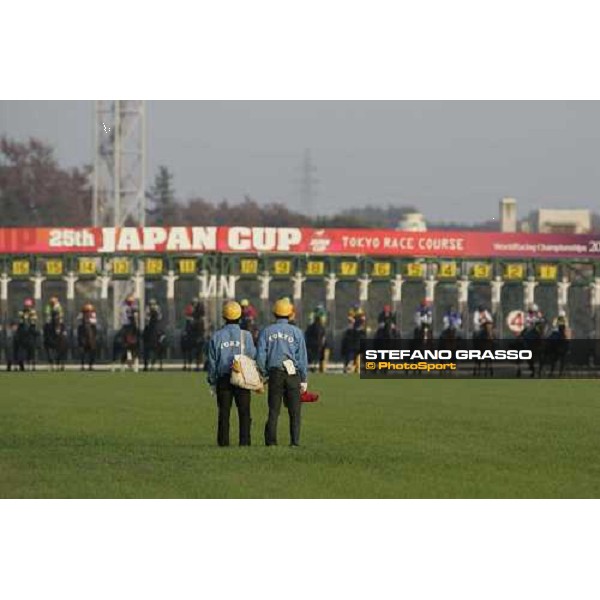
[
  {"x1": 0, "y1": 137, "x2": 92, "y2": 226},
  {"x1": 2, "y1": 136, "x2": 575, "y2": 232},
  {"x1": 179, "y1": 196, "x2": 313, "y2": 227}
]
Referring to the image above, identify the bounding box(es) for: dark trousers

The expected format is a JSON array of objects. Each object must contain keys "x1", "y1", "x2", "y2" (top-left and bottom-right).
[
  {"x1": 264, "y1": 369, "x2": 301, "y2": 446},
  {"x1": 216, "y1": 375, "x2": 251, "y2": 446}
]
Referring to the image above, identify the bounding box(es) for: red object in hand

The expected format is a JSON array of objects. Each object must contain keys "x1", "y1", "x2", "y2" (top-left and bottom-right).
[{"x1": 301, "y1": 390, "x2": 320, "y2": 403}]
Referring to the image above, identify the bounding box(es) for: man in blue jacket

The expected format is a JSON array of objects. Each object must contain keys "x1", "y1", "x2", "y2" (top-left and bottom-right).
[
  {"x1": 256, "y1": 298, "x2": 308, "y2": 447},
  {"x1": 207, "y1": 301, "x2": 257, "y2": 447}
]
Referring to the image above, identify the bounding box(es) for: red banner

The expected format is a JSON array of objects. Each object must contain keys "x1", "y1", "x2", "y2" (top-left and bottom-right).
[{"x1": 1, "y1": 226, "x2": 600, "y2": 259}]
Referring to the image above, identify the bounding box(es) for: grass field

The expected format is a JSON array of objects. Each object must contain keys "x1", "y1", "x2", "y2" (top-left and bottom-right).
[{"x1": 1, "y1": 372, "x2": 600, "y2": 498}]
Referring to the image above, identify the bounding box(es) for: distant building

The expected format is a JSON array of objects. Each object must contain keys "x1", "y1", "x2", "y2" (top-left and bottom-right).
[
  {"x1": 396, "y1": 212, "x2": 427, "y2": 232},
  {"x1": 533, "y1": 208, "x2": 591, "y2": 234},
  {"x1": 498, "y1": 198, "x2": 591, "y2": 234},
  {"x1": 499, "y1": 197, "x2": 517, "y2": 233}
]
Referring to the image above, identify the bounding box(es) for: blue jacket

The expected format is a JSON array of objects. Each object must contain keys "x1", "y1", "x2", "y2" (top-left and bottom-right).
[
  {"x1": 256, "y1": 318, "x2": 308, "y2": 382},
  {"x1": 206, "y1": 324, "x2": 256, "y2": 386}
]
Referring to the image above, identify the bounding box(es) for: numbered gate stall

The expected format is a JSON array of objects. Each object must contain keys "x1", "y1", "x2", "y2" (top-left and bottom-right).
[{"x1": 1, "y1": 226, "x2": 600, "y2": 365}]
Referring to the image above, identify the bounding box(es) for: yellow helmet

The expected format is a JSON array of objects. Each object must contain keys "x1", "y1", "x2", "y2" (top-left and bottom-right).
[
  {"x1": 222, "y1": 301, "x2": 242, "y2": 321},
  {"x1": 273, "y1": 298, "x2": 293, "y2": 318},
  {"x1": 240, "y1": 299, "x2": 249, "y2": 308}
]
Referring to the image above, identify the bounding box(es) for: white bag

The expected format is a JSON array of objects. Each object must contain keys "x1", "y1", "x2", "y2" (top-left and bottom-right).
[
  {"x1": 230, "y1": 330, "x2": 264, "y2": 392},
  {"x1": 282, "y1": 359, "x2": 296, "y2": 375}
]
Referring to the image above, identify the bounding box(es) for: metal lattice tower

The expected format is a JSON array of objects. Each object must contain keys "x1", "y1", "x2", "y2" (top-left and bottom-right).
[
  {"x1": 93, "y1": 100, "x2": 146, "y2": 227},
  {"x1": 93, "y1": 101, "x2": 147, "y2": 330}
]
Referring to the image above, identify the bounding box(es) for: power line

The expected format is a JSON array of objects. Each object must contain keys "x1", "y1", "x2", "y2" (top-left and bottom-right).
[{"x1": 298, "y1": 148, "x2": 319, "y2": 217}]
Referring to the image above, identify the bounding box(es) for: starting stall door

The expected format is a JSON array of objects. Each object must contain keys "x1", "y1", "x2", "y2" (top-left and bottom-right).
[
  {"x1": 468, "y1": 283, "x2": 492, "y2": 338},
  {"x1": 500, "y1": 284, "x2": 524, "y2": 339},
  {"x1": 73, "y1": 279, "x2": 105, "y2": 360},
  {"x1": 569, "y1": 285, "x2": 592, "y2": 339},
  {"x1": 235, "y1": 279, "x2": 263, "y2": 325},
  {"x1": 534, "y1": 284, "x2": 558, "y2": 326},
  {"x1": 6, "y1": 280, "x2": 34, "y2": 323},
  {"x1": 269, "y1": 279, "x2": 294, "y2": 307},
  {"x1": 367, "y1": 281, "x2": 392, "y2": 336},
  {"x1": 434, "y1": 283, "x2": 458, "y2": 335},
  {"x1": 302, "y1": 279, "x2": 326, "y2": 331},
  {"x1": 333, "y1": 280, "x2": 359, "y2": 360},
  {"x1": 400, "y1": 281, "x2": 425, "y2": 339}
]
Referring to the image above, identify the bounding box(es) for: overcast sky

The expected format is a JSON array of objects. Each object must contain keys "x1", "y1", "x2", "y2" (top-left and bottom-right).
[{"x1": 1, "y1": 101, "x2": 598, "y2": 223}]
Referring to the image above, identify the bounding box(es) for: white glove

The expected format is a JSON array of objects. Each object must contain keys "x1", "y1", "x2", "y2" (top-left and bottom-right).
[
  {"x1": 300, "y1": 382, "x2": 308, "y2": 393},
  {"x1": 209, "y1": 385, "x2": 216, "y2": 397}
]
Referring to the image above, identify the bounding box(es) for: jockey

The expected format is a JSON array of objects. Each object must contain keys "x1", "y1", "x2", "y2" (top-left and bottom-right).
[
  {"x1": 551, "y1": 309, "x2": 571, "y2": 336},
  {"x1": 183, "y1": 298, "x2": 203, "y2": 323},
  {"x1": 120, "y1": 294, "x2": 139, "y2": 329},
  {"x1": 347, "y1": 303, "x2": 362, "y2": 324},
  {"x1": 18, "y1": 298, "x2": 38, "y2": 327},
  {"x1": 341, "y1": 304, "x2": 364, "y2": 373},
  {"x1": 78, "y1": 302, "x2": 98, "y2": 327},
  {"x1": 184, "y1": 300, "x2": 195, "y2": 323},
  {"x1": 378, "y1": 304, "x2": 397, "y2": 332},
  {"x1": 473, "y1": 304, "x2": 493, "y2": 333},
  {"x1": 240, "y1": 298, "x2": 258, "y2": 321},
  {"x1": 378, "y1": 304, "x2": 395, "y2": 324},
  {"x1": 44, "y1": 296, "x2": 64, "y2": 325},
  {"x1": 309, "y1": 303, "x2": 327, "y2": 325},
  {"x1": 553, "y1": 309, "x2": 568, "y2": 328},
  {"x1": 145, "y1": 297, "x2": 163, "y2": 323},
  {"x1": 240, "y1": 298, "x2": 258, "y2": 330},
  {"x1": 524, "y1": 303, "x2": 543, "y2": 329},
  {"x1": 443, "y1": 305, "x2": 462, "y2": 331},
  {"x1": 305, "y1": 310, "x2": 328, "y2": 372},
  {"x1": 414, "y1": 299, "x2": 433, "y2": 328},
  {"x1": 345, "y1": 310, "x2": 355, "y2": 330},
  {"x1": 353, "y1": 306, "x2": 367, "y2": 333}
]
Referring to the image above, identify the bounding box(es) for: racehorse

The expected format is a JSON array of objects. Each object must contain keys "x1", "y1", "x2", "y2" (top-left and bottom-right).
[
  {"x1": 241, "y1": 319, "x2": 260, "y2": 347},
  {"x1": 14, "y1": 322, "x2": 38, "y2": 371},
  {"x1": 143, "y1": 312, "x2": 168, "y2": 371},
  {"x1": 181, "y1": 313, "x2": 205, "y2": 371},
  {"x1": 439, "y1": 325, "x2": 460, "y2": 351},
  {"x1": 408, "y1": 323, "x2": 435, "y2": 376},
  {"x1": 112, "y1": 325, "x2": 139, "y2": 370},
  {"x1": 375, "y1": 315, "x2": 398, "y2": 341},
  {"x1": 43, "y1": 317, "x2": 69, "y2": 371},
  {"x1": 305, "y1": 316, "x2": 328, "y2": 373},
  {"x1": 540, "y1": 324, "x2": 570, "y2": 377},
  {"x1": 472, "y1": 321, "x2": 495, "y2": 377},
  {"x1": 77, "y1": 320, "x2": 97, "y2": 370},
  {"x1": 411, "y1": 322, "x2": 434, "y2": 351},
  {"x1": 515, "y1": 321, "x2": 545, "y2": 378},
  {"x1": 341, "y1": 321, "x2": 365, "y2": 373}
]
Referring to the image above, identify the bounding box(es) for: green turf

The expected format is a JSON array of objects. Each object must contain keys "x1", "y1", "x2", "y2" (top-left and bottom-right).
[{"x1": 1, "y1": 372, "x2": 599, "y2": 498}]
